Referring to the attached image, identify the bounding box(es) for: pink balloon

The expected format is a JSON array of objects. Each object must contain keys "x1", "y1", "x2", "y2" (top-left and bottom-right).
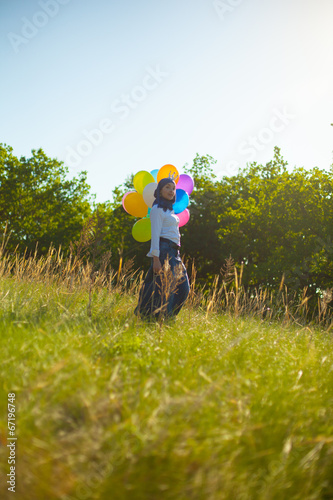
[
  {"x1": 176, "y1": 174, "x2": 194, "y2": 195},
  {"x1": 178, "y1": 208, "x2": 190, "y2": 227},
  {"x1": 122, "y1": 191, "x2": 135, "y2": 213}
]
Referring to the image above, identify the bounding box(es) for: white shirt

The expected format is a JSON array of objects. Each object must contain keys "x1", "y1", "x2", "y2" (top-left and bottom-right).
[{"x1": 147, "y1": 205, "x2": 180, "y2": 258}]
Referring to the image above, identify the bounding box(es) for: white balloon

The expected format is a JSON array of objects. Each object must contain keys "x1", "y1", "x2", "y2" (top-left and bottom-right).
[{"x1": 142, "y1": 182, "x2": 158, "y2": 208}]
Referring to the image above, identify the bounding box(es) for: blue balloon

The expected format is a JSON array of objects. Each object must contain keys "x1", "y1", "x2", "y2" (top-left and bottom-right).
[
  {"x1": 150, "y1": 169, "x2": 159, "y2": 181},
  {"x1": 173, "y1": 189, "x2": 189, "y2": 214}
]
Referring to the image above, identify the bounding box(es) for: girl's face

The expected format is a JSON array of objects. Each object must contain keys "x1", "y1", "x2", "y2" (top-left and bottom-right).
[{"x1": 160, "y1": 182, "x2": 176, "y2": 201}]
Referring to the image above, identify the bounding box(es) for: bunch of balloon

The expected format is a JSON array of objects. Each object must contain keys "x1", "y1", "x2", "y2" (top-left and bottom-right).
[{"x1": 122, "y1": 164, "x2": 194, "y2": 242}]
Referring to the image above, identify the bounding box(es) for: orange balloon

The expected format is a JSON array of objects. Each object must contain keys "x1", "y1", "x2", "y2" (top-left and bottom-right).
[
  {"x1": 123, "y1": 192, "x2": 148, "y2": 218},
  {"x1": 157, "y1": 164, "x2": 179, "y2": 184}
]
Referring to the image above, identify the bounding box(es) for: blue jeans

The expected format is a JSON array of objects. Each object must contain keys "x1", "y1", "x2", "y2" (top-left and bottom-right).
[{"x1": 136, "y1": 240, "x2": 190, "y2": 319}]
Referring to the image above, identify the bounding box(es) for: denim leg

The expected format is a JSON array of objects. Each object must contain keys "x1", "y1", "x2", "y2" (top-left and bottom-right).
[
  {"x1": 158, "y1": 245, "x2": 189, "y2": 317},
  {"x1": 136, "y1": 242, "x2": 190, "y2": 319},
  {"x1": 166, "y1": 261, "x2": 190, "y2": 317},
  {"x1": 136, "y1": 266, "x2": 161, "y2": 317}
]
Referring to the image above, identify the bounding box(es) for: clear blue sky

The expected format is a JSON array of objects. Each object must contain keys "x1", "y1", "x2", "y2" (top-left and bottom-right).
[{"x1": 1, "y1": 0, "x2": 332, "y2": 203}]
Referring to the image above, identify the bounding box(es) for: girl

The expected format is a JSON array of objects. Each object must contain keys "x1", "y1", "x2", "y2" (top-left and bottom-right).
[{"x1": 136, "y1": 177, "x2": 190, "y2": 319}]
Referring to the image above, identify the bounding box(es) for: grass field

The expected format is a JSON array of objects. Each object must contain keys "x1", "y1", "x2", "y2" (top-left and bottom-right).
[{"x1": 1, "y1": 250, "x2": 333, "y2": 500}]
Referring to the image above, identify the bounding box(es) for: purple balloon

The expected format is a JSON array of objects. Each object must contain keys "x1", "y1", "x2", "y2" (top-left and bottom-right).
[{"x1": 176, "y1": 174, "x2": 194, "y2": 195}]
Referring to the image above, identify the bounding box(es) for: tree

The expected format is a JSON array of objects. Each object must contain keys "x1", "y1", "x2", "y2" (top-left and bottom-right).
[
  {"x1": 217, "y1": 147, "x2": 333, "y2": 290},
  {"x1": 0, "y1": 144, "x2": 92, "y2": 254}
]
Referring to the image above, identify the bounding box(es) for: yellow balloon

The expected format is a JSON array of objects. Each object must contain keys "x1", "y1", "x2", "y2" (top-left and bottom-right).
[
  {"x1": 157, "y1": 164, "x2": 179, "y2": 184},
  {"x1": 133, "y1": 170, "x2": 155, "y2": 194},
  {"x1": 123, "y1": 192, "x2": 148, "y2": 218},
  {"x1": 132, "y1": 218, "x2": 151, "y2": 242}
]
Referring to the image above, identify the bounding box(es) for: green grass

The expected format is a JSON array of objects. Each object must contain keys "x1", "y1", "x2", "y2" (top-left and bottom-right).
[{"x1": 1, "y1": 274, "x2": 333, "y2": 500}]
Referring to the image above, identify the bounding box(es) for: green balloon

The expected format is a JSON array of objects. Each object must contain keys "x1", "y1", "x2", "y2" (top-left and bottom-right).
[{"x1": 132, "y1": 218, "x2": 151, "y2": 242}]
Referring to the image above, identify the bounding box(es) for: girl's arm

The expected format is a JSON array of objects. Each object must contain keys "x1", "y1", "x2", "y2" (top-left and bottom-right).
[{"x1": 149, "y1": 207, "x2": 163, "y2": 272}]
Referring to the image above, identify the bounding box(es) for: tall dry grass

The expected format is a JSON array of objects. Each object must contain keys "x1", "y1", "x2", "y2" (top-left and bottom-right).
[
  {"x1": 187, "y1": 257, "x2": 333, "y2": 329},
  {"x1": 1, "y1": 226, "x2": 332, "y2": 327}
]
